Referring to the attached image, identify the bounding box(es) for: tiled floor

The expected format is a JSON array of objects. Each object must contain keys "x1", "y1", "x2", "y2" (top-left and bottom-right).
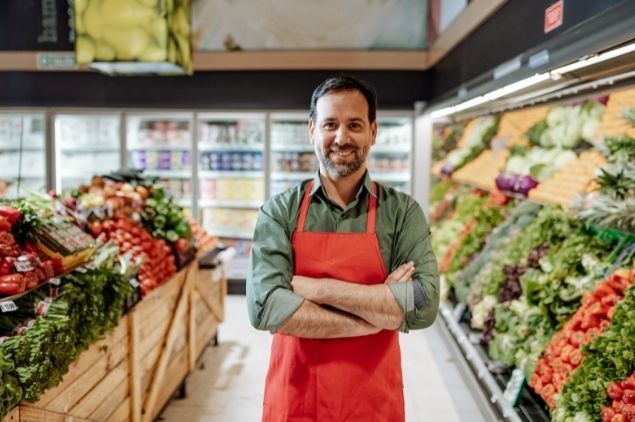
[{"x1": 159, "y1": 295, "x2": 486, "y2": 422}]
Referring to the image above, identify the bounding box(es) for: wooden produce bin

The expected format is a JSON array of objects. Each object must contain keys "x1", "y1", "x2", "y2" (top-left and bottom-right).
[{"x1": 4, "y1": 252, "x2": 226, "y2": 422}]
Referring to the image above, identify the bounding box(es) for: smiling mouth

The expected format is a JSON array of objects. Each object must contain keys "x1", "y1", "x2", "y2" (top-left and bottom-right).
[{"x1": 329, "y1": 148, "x2": 356, "y2": 159}]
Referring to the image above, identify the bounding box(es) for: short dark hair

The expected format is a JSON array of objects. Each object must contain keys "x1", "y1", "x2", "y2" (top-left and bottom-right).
[{"x1": 309, "y1": 75, "x2": 378, "y2": 123}]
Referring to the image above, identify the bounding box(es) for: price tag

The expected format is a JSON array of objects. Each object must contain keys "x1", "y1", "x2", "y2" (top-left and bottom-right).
[
  {"x1": 503, "y1": 368, "x2": 526, "y2": 406},
  {"x1": 453, "y1": 303, "x2": 468, "y2": 322},
  {"x1": 129, "y1": 278, "x2": 140, "y2": 288},
  {"x1": 49, "y1": 278, "x2": 61, "y2": 286},
  {"x1": 0, "y1": 301, "x2": 18, "y2": 313},
  {"x1": 14, "y1": 258, "x2": 34, "y2": 273},
  {"x1": 36, "y1": 298, "x2": 52, "y2": 317},
  {"x1": 75, "y1": 266, "x2": 87, "y2": 274}
]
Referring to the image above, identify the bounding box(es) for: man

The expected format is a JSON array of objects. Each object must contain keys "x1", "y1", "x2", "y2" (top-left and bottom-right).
[{"x1": 247, "y1": 75, "x2": 439, "y2": 421}]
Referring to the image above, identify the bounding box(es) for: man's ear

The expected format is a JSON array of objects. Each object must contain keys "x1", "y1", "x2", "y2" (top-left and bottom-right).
[
  {"x1": 308, "y1": 119, "x2": 315, "y2": 145},
  {"x1": 371, "y1": 120, "x2": 378, "y2": 145}
]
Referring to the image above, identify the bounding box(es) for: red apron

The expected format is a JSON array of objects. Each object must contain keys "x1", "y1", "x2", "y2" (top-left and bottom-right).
[{"x1": 263, "y1": 181, "x2": 404, "y2": 422}]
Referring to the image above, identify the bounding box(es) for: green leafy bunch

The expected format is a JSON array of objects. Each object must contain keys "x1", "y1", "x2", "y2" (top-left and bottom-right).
[
  {"x1": 141, "y1": 184, "x2": 192, "y2": 243},
  {"x1": 554, "y1": 286, "x2": 635, "y2": 421}
]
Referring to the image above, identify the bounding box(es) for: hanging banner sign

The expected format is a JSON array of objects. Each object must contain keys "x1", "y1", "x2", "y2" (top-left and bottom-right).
[{"x1": 544, "y1": 0, "x2": 564, "y2": 34}]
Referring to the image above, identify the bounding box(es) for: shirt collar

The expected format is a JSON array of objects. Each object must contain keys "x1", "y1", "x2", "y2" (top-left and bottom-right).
[{"x1": 309, "y1": 170, "x2": 377, "y2": 199}]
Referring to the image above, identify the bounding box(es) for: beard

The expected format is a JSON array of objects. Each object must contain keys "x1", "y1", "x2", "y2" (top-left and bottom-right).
[{"x1": 317, "y1": 144, "x2": 368, "y2": 178}]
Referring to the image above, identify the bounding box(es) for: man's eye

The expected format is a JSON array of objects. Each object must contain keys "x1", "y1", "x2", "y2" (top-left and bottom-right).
[
  {"x1": 349, "y1": 123, "x2": 362, "y2": 130},
  {"x1": 323, "y1": 122, "x2": 336, "y2": 129}
]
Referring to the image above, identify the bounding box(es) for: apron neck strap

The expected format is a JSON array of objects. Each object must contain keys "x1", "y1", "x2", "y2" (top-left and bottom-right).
[{"x1": 296, "y1": 180, "x2": 378, "y2": 233}]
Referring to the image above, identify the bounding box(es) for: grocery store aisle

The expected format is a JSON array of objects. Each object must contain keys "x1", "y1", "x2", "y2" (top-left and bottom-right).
[{"x1": 159, "y1": 295, "x2": 485, "y2": 422}]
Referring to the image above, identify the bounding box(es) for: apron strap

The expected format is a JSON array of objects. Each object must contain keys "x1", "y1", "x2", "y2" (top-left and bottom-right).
[
  {"x1": 296, "y1": 180, "x2": 314, "y2": 233},
  {"x1": 367, "y1": 182, "x2": 378, "y2": 234},
  {"x1": 296, "y1": 180, "x2": 378, "y2": 233}
]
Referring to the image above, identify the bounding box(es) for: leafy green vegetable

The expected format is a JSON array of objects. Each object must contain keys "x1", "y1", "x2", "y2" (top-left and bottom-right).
[
  {"x1": 554, "y1": 287, "x2": 635, "y2": 421},
  {"x1": 141, "y1": 184, "x2": 192, "y2": 245},
  {"x1": 0, "y1": 243, "x2": 134, "y2": 403},
  {"x1": 604, "y1": 136, "x2": 635, "y2": 163}
]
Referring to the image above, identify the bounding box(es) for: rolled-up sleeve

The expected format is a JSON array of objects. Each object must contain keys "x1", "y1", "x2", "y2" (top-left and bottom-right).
[
  {"x1": 387, "y1": 198, "x2": 440, "y2": 332},
  {"x1": 246, "y1": 198, "x2": 304, "y2": 333}
]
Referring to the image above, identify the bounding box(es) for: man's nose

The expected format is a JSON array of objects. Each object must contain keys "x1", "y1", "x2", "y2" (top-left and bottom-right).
[{"x1": 334, "y1": 126, "x2": 351, "y2": 145}]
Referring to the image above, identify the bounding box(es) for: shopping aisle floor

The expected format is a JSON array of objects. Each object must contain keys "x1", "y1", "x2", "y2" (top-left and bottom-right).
[{"x1": 159, "y1": 295, "x2": 486, "y2": 422}]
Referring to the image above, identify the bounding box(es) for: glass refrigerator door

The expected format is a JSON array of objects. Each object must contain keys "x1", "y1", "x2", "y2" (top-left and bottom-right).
[
  {"x1": 198, "y1": 112, "x2": 265, "y2": 280},
  {"x1": 0, "y1": 112, "x2": 47, "y2": 198},
  {"x1": 369, "y1": 114, "x2": 413, "y2": 193},
  {"x1": 269, "y1": 112, "x2": 317, "y2": 197},
  {"x1": 54, "y1": 113, "x2": 121, "y2": 191},
  {"x1": 125, "y1": 113, "x2": 193, "y2": 211}
]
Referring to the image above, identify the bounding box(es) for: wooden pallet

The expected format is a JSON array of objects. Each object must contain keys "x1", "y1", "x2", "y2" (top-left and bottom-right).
[
  {"x1": 3, "y1": 247, "x2": 226, "y2": 422},
  {"x1": 598, "y1": 86, "x2": 635, "y2": 139}
]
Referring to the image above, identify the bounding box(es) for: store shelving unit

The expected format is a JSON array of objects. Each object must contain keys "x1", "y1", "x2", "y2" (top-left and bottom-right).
[
  {"x1": 125, "y1": 112, "x2": 194, "y2": 214},
  {"x1": 54, "y1": 113, "x2": 121, "y2": 191},
  {"x1": 196, "y1": 112, "x2": 266, "y2": 284}
]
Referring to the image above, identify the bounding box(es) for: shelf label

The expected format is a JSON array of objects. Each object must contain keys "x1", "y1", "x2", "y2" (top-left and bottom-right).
[
  {"x1": 36, "y1": 53, "x2": 78, "y2": 70},
  {"x1": 544, "y1": 1, "x2": 564, "y2": 34},
  {"x1": 0, "y1": 301, "x2": 18, "y2": 313},
  {"x1": 503, "y1": 368, "x2": 526, "y2": 406}
]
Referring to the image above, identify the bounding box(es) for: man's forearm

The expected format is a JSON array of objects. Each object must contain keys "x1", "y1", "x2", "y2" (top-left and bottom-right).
[
  {"x1": 307, "y1": 279, "x2": 404, "y2": 330},
  {"x1": 277, "y1": 299, "x2": 381, "y2": 339}
]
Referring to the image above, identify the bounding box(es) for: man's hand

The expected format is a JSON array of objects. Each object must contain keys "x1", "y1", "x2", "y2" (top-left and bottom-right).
[
  {"x1": 291, "y1": 275, "x2": 322, "y2": 302},
  {"x1": 385, "y1": 261, "x2": 415, "y2": 284}
]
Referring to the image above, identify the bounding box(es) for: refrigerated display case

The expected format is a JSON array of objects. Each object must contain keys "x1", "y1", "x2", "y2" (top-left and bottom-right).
[
  {"x1": 269, "y1": 112, "x2": 316, "y2": 196},
  {"x1": 197, "y1": 112, "x2": 266, "y2": 282},
  {"x1": 54, "y1": 113, "x2": 121, "y2": 191},
  {"x1": 0, "y1": 112, "x2": 47, "y2": 198},
  {"x1": 125, "y1": 112, "x2": 194, "y2": 210},
  {"x1": 370, "y1": 113, "x2": 413, "y2": 193},
  {"x1": 269, "y1": 111, "x2": 414, "y2": 196}
]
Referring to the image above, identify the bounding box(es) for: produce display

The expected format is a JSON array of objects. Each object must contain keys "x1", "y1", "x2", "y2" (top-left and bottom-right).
[
  {"x1": 430, "y1": 84, "x2": 635, "y2": 421},
  {"x1": 74, "y1": 0, "x2": 193, "y2": 74},
  {"x1": 0, "y1": 168, "x2": 213, "y2": 418},
  {"x1": 495, "y1": 101, "x2": 605, "y2": 197},
  {"x1": 432, "y1": 123, "x2": 464, "y2": 162},
  {"x1": 437, "y1": 116, "x2": 499, "y2": 176},
  {"x1": 555, "y1": 281, "x2": 635, "y2": 421},
  {"x1": 576, "y1": 136, "x2": 635, "y2": 233},
  {"x1": 530, "y1": 269, "x2": 633, "y2": 408},
  {"x1": 0, "y1": 203, "x2": 65, "y2": 296}
]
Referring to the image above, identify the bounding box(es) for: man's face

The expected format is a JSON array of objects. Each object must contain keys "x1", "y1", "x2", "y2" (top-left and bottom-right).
[{"x1": 308, "y1": 89, "x2": 377, "y2": 179}]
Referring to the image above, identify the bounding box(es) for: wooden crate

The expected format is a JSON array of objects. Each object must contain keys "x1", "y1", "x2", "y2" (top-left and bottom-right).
[{"x1": 4, "y1": 247, "x2": 226, "y2": 422}]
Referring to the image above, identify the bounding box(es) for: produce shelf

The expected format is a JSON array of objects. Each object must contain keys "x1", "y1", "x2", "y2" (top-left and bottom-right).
[
  {"x1": 437, "y1": 301, "x2": 550, "y2": 422},
  {"x1": 8, "y1": 249, "x2": 227, "y2": 421}
]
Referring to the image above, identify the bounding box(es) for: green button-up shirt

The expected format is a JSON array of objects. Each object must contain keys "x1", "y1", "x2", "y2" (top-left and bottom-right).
[{"x1": 246, "y1": 171, "x2": 439, "y2": 333}]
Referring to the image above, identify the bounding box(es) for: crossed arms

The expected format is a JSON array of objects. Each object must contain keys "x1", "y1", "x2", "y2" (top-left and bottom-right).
[{"x1": 278, "y1": 262, "x2": 415, "y2": 339}]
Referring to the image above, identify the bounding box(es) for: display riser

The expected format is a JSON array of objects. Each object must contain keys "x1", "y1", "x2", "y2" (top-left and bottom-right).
[{"x1": 1, "y1": 249, "x2": 227, "y2": 422}]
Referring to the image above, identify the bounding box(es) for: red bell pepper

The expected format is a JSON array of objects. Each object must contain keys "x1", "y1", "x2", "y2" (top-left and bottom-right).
[
  {"x1": 0, "y1": 206, "x2": 21, "y2": 225},
  {"x1": 0, "y1": 274, "x2": 25, "y2": 295}
]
